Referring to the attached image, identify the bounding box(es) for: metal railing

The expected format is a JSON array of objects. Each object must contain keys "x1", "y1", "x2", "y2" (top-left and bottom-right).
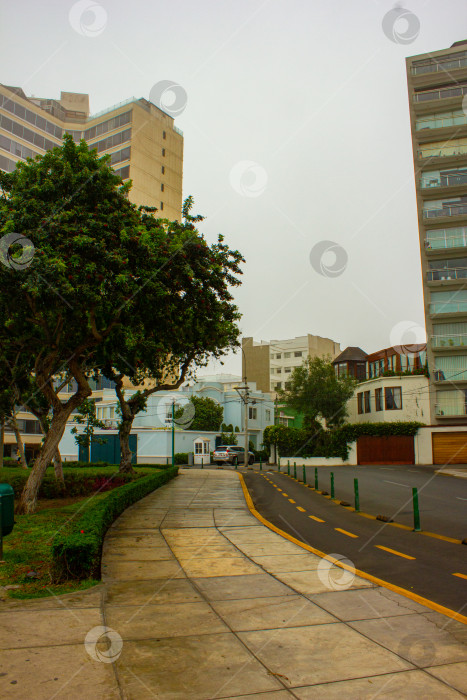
[
  {"x1": 421, "y1": 173, "x2": 467, "y2": 189},
  {"x1": 435, "y1": 402, "x2": 467, "y2": 416},
  {"x1": 433, "y1": 368, "x2": 467, "y2": 381},
  {"x1": 430, "y1": 301, "x2": 467, "y2": 314},
  {"x1": 413, "y1": 83, "x2": 467, "y2": 102},
  {"x1": 412, "y1": 56, "x2": 467, "y2": 76},
  {"x1": 418, "y1": 147, "x2": 467, "y2": 160},
  {"x1": 431, "y1": 334, "x2": 467, "y2": 347},
  {"x1": 425, "y1": 232, "x2": 467, "y2": 249},
  {"x1": 428, "y1": 268, "x2": 467, "y2": 281},
  {"x1": 416, "y1": 115, "x2": 467, "y2": 131},
  {"x1": 424, "y1": 204, "x2": 467, "y2": 218}
]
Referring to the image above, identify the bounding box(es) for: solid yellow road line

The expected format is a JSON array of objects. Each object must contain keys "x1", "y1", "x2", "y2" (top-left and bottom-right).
[
  {"x1": 309, "y1": 515, "x2": 325, "y2": 523},
  {"x1": 237, "y1": 473, "x2": 467, "y2": 627},
  {"x1": 375, "y1": 545, "x2": 416, "y2": 561},
  {"x1": 296, "y1": 506, "x2": 306, "y2": 513},
  {"x1": 335, "y1": 528, "x2": 358, "y2": 539},
  {"x1": 453, "y1": 573, "x2": 467, "y2": 580},
  {"x1": 288, "y1": 499, "x2": 296, "y2": 504}
]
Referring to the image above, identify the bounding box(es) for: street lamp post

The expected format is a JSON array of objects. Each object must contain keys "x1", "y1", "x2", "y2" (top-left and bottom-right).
[
  {"x1": 235, "y1": 347, "x2": 251, "y2": 469},
  {"x1": 171, "y1": 400, "x2": 175, "y2": 469}
]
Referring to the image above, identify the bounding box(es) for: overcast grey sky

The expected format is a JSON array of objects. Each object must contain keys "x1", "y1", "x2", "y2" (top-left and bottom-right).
[{"x1": 1, "y1": 0, "x2": 466, "y2": 376}]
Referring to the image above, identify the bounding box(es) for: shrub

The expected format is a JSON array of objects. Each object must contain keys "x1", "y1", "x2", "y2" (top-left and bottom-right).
[
  {"x1": 1, "y1": 468, "x2": 140, "y2": 499},
  {"x1": 51, "y1": 467, "x2": 178, "y2": 581}
]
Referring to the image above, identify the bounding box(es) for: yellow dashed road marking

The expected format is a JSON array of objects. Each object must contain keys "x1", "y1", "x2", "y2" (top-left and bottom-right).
[
  {"x1": 288, "y1": 499, "x2": 296, "y2": 504},
  {"x1": 375, "y1": 545, "x2": 415, "y2": 560},
  {"x1": 282, "y1": 493, "x2": 288, "y2": 497},
  {"x1": 309, "y1": 515, "x2": 325, "y2": 522},
  {"x1": 453, "y1": 573, "x2": 467, "y2": 580},
  {"x1": 335, "y1": 528, "x2": 358, "y2": 538},
  {"x1": 296, "y1": 506, "x2": 306, "y2": 512}
]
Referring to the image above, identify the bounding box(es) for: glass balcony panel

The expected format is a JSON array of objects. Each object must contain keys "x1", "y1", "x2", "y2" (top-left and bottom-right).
[
  {"x1": 431, "y1": 334, "x2": 467, "y2": 347},
  {"x1": 412, "y1": 56, "x2": 467, "y2": 75},
  {"x1": 421, "y1": 170, "x2": 467, "y2": 188},
  {"x1": 435, "y1": 402, "x2": 467, "y2": 416},
  {"x1": 425, "y1": 227, "x2": 467, "y2": 249},
  {"x1": 416, "y1": 112, "x2": 467, "y2": 130},
  {"x1": 433, "y1": 367, "x2": 467, "y2": 381},
  {"x1": 430, "y1": 301, "x2": 467, "y2": 314},
  {"x1": 413, "y1": 83, "x2": 467, "y2": 102},
  {"x1": 428, "y1": 267, "x2": 467, "y2": 281},
  {"x1": 424, "y1": 204, "x2": 467, "y2": 218},
  {"x1": 418, "y1": 144, "x2": 467, "y2": 159}
]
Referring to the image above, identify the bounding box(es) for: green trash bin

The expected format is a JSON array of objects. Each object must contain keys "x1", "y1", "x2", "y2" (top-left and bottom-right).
[{"x1": 0, "y1": 484, "x2": 15, "y2": 537}]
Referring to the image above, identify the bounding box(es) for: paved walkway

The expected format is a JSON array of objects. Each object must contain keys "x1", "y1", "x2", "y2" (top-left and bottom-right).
[{"x1": 1, "y1": 469, "x2": 467, "y2": 699}]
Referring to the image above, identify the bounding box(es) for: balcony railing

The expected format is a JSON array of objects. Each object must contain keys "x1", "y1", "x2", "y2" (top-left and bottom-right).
[
  {"x1": 435, "y1": 402, "x2": 467, "y2": 416},
  {"x1": 428, "y1": 267, "x2": 467, "y2": 281},
  {"x1": 421, "y1": 173, "x2": 467, "y2": 189},
  {"x1": 413, "y1": 83, "x2": 467, "y2": 103},
  {"x1": 430, "y1": 301, "x2": 467, "y2": 314},
  {"x1": 431, "y1": 334, "x2": 467, "y2": 348},
  {"x1": 433, "y1": 368, "x2": 467, "y2": 381},
  {"x1": 425, "y1": 230, "x2": 467, "y2": 249},
  {"x1": 416, "y1": 116, "x2": 467, "y2": 131},
  {"x1": 424, "y1": 204, "x2": 467, "y2": 218},
  {"x1": 418, "y1": 147, "x2": 467, "y2": 160},
  {"x1": 412, "y1": 56, "x2": 467, "y2": 76}
]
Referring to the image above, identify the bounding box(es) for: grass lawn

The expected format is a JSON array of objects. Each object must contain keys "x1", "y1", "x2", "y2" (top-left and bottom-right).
[{"x1": 0, "y1": 466, "x2": 159, "y2": 600}]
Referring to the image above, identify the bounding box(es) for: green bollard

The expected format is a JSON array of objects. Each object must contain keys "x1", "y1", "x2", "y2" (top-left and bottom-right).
[
  {"x1": 330, "y1": 472, "x2": 335, "y2": 499},
  {"x1": 412, "y1": 487, "x2": 421, "y2": 531},
  {"x1": 287, "y1": 461, "x2": 290, "y2": 476},
  {"x1": 201, "y1": 458, "x2": 204, "y2": 469},
  {"x1": 278, "y1": 459, "x2": 280, "y2": 473},
  {"x1": 278, "y1": 455, "x2": 281, "y2": 470},
  {"x1": 314, "y1": 467, "x2": 318, "y2": 490},
  {"x1": 354, "y1": 478, "x2": 360, "y2": 512},
  {"x1": 294, "y1": 462, "x2": 297, "y2": 479},
  {"x1": 303, "y1": 465, "x2": 307, "y2": 484},
  {"x1": 167, "y1": 456, "x2": 169, "y2": 466},
  {"x1": 260, "y1": 457, "x2": 262, "y2": 471}
]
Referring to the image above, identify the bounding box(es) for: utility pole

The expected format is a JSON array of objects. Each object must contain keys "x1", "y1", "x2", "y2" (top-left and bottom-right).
[
  {"x1": 235, "y1": 374, "x2": 251, "y2": 469},
  {"x1": 171, "y1": 400, "x2": 175, "y2": 469}
]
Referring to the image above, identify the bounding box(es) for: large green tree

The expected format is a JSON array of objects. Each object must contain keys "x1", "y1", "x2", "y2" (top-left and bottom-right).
[
  {"x1": 0, "y1": 137, "x2": 243, "y2": 508},
  {"x1": 175, "y1": 395, "x2": 224, "y2": 432},
  {"x1": 101, "y1": 198, "x2": 243, "y2": 472},
  {"x1": 279, "y1": 356, "x2": 356, "y2": 429}
]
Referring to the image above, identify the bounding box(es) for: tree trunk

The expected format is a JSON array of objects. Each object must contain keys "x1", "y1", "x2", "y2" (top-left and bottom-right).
[
  {"x1": 54, "y1": 448, "x2": 64, "y2": 482},
  {"x1": 10, "y1": 415, "x2": 28, "y2": 469},
  {"x1": 16, "y1": 408, "x2": 71, "y2": 514},
  {"x1": 119, "y1": 414, "x2": 135, "y2": 473}
]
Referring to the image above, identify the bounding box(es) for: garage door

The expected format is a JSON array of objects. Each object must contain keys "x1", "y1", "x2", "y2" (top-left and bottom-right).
[
  {"x1": 357, "y1": 435, "x2": 415, "y2": 465},
  {"x1": 432, "y1": 432, "x2": 467, "y2": 465}
]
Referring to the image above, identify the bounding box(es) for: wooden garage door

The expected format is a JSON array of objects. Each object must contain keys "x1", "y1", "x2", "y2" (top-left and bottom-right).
[
  {"x1": 357, "y1": 435, "x2": 415, "y2": 465},
  {"x1": 432, "y1": 432, "x2": 467, "y2": 465}
]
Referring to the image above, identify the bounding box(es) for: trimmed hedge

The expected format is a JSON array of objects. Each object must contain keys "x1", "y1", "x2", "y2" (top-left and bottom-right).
[
  {"x1": 266, "y1": 421, "x2": 424, "y2": 461},
  {"x1": 52, "y1": 466, "x2": 178, "y2": 582}
]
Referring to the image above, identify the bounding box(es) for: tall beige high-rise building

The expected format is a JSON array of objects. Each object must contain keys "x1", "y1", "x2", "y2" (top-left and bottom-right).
[
  {"x1": 0, "y1": 84, "x2": 183, "y2": 220},
  {"x1": 406, "y1": 41, "x2": 467, "y2": 426},
  {"x1": 242, "y1": 335, "x2": 341, "y2": 395}
]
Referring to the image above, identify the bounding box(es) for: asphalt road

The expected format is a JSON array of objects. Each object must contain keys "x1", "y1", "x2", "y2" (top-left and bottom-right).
[
  {"x1": 249, "y1": 463, "x2": 467, "y2": 540},
  {"x1": 243, "y1": 469, "x2": 467, "y2": 614}
]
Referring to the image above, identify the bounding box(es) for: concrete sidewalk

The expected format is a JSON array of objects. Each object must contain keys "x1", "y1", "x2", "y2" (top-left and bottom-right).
[{"x1": 1, "y1": 469, "x2": 467, "y2": 699}]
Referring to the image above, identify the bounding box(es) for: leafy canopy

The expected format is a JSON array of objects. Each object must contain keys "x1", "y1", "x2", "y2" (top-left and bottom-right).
[{"x1": 278, "y1": 355, "x2": 356, "y2": 428}]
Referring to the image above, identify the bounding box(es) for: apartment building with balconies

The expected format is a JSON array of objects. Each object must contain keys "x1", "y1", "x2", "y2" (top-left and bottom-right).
[
  {"x1": 406, "y1": 41, "x2": 467, "y2": 424},
  {"x1": 242, "y1": 334, "x2": 341, "y2": 395},
  {"x1": 0, "y1": 84, "x2": 183, "y2": 220}
]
